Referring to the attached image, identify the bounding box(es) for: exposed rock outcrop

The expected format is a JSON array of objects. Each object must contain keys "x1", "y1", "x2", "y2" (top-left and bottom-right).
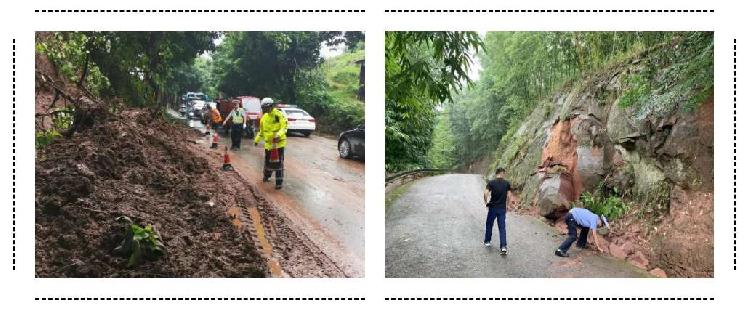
[{"x1": 491, "y1": 54, "x2": 713, "y2": 277}]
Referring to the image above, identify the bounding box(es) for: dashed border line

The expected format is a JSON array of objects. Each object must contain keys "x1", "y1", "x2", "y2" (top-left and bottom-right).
[
  {"x1": 36, "y1": 297, "x2": 365, "y2": 301},
  {"x1": 11, "y1": 38, "x2": 15, "y2": 271},
  {"x1": 385, "y1": 297, "x2": 715, "y2": 301},
  {"x1": 35, "y1": 9, "x2": 365, "y2": 13},
  {"x1": 384, "y1": 9, "x2": 714, "y2": 13},
  {"x1": 734, "y1": 38, "x2": 738, "y2": 271}
]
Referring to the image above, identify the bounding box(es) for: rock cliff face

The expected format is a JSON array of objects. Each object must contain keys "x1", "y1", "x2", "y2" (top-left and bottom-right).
[{"x1": 493, "y1": 55, "x2": 713, "y2": 277}]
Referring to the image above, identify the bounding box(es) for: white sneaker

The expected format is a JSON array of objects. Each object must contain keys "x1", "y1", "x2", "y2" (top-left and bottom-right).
[
  {"x1": 484, "y1": 242, "x2": 491, "y2": 247},
  {"x1": 500, "y1": 247, "x2": 508, "y2": 255}
]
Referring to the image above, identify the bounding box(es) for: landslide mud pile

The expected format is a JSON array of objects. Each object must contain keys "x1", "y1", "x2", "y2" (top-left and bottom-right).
[{"x1": 36, "y1": 110, "x2": 268, "y2": 277}]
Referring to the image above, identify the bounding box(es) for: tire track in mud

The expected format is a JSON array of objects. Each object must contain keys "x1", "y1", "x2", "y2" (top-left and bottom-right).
[
  {"x1": 188, "y1": 139, "x2": 346, "y2": 278},
  {"x1": 226, "y1": 205, "x2": 283, "y2": 277}
]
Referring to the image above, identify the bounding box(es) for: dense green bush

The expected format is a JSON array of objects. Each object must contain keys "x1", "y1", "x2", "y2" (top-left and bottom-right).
[{"x1": 578, "y1": 188, "x2": 629, "y2": 220}]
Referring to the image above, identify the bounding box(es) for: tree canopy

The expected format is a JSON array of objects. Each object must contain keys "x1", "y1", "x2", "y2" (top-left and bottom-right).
[
  {"x1": 423, "y1": 31, "x2": 713, "y2": 170},
  {"x1": 385, "y1": 31, "x2": 483, "y2": 172},
  {"x1": 37, "y1": 31, "x2": 365, "y2": 134}
]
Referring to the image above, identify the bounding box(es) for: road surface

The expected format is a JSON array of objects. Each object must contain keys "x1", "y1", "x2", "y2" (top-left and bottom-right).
[
  {"x1": 386, "y1": 174, "x2": 650, "y2": 278},
  {"x1": 173, "y1": 110, "x2": 364, "y2": 276}
]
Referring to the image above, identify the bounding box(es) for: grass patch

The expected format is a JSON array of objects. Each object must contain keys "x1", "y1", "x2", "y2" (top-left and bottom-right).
[{"x1": 385, "y1": 180, "x2": 416, "y2": 213}]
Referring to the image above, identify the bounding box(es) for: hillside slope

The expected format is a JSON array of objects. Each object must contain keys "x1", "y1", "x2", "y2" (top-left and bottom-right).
[{"x1": 493, "y1": 50, "x2": 713, "y2": 277}]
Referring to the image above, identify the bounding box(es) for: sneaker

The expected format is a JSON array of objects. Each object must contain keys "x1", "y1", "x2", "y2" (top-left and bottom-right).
[
  {"x1": 555, "y1": 249, "x2": 569, "y2": 257},
  {"x1": 262, "y1": 177, "x2": 270, "y2": 183},
  {"x1": 484, "y1": 241, "x2": 491, "y2": 247},
  {"x1": 275, "y1": 184, "x2": 283, "y2": 190},
  {"x1": 500, "y1": 247, "x2": 508, "y2": 255}
]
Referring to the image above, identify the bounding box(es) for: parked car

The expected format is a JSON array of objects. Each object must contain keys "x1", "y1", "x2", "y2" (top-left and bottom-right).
[
  {"x1": 338, "y1": 124, "x2": 364, "y2": 160},
  {"x1": 279, "y1": 107, "x2": 316, "y2": 137},
  {"x1": 190, "y1": 100, "x2": 207, "y2": 119}
]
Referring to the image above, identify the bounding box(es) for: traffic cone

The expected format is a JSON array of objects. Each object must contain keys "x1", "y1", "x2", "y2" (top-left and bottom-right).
[
  {"x1": 222, "y1": 145, "x2": 234, "y2": 171},
  {"x1": 211, "y1": 132, "x2": 219, "y2": 149},
  {"x1": 269, "y1": 141, "x2": 280, "y2": 163}
]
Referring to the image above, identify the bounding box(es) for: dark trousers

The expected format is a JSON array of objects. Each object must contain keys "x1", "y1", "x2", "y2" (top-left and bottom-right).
[
  {"x1": 263, "y1": 147, "x2": 285, "y2": 186},
  {"x1": 484, "y1": 206, "x2": 507, "y2": 247},
  {"x1": 230, "y1": 123, "x2": 243, "y2": 149},
  {"x1": 558, "y1": 213, "x2": 590, "y2": 252}
]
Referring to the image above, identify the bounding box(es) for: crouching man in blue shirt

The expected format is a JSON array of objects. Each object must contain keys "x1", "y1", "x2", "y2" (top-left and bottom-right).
[{"x1": 554, "y1": 205, "x2": 610, "y2": 257}]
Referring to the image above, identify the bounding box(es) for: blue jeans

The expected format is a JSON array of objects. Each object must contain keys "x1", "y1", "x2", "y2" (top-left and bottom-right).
[
  {"x1": 484, "y1": 207, "x2": 507, "y2": 248},
  {"x1": 558, "y1": 213, "x2": 589, "y2": 252}
]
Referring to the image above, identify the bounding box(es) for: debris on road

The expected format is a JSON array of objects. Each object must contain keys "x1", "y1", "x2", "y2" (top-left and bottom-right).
[{"x1": 36, "y1": 108, "x2": 345, "y2": 277}]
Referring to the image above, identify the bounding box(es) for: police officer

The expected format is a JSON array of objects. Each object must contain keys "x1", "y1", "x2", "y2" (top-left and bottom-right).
[
  {"x1": 223, "y1": 100, "x2": 246, "y2": 150},
  {"x1": 254, "y1": 98, "x2": 288, "y2": 189},
  {"x1": 555, "y1": 205, "x2": 610, "y2": 257}
]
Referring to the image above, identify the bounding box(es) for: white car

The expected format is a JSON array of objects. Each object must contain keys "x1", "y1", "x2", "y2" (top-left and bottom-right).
[
  {"x1": 279, "y1": 107, "x2": 316, "y2": 137},
  {"x1": 190, "y1": 100, "x2": 206, "y2": 118}
]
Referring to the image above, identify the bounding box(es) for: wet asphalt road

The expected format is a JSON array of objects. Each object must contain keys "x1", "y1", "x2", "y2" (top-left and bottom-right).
[
  {"x1": 173, "y1": 110, "x2": 364, "y2": 276},
  {"x1": 385, "y1": 174, "x2": 650, "y2": 278}
]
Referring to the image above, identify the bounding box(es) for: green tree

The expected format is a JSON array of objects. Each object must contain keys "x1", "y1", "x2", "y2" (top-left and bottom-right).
[
  {"x1": 213, "y1": 32, "x2": 323, "y2": 102},
  {"x1": 385, "y1": 31, "x2": 484, "y2": 172},
  {"x1": 428, "y1": 31, "x2": 713, "y2": 172}
]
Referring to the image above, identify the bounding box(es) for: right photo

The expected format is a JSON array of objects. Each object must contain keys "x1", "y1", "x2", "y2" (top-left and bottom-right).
[{"x1": 385, "y1": 31, "x2": 714, "y2": 278}]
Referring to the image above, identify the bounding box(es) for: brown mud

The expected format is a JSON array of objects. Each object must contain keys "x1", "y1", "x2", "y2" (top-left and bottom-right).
[{"x1": 36, "y1": 109, "x2": 344, "y2": 277}]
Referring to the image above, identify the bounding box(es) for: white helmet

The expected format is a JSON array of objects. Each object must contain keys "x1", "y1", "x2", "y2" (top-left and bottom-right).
[{"x1": 261, "y1": 97, "x2": 274, "y2": 107}]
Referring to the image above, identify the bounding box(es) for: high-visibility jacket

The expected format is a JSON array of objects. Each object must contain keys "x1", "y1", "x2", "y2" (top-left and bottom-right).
[
  {"x1": 230, "y1": 108, "x2": 246, "y2": 124},
  {"x1": 254, "y1": 108, "x2": 288, "y2": 150},
  {"x1": 210, "y1": 108, "x2": 222, "y2": 124}
]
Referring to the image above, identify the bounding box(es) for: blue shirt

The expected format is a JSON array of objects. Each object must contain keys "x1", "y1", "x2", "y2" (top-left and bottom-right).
[{"x1": 570, "y1": 207, "x2": 599, "y2": 230}]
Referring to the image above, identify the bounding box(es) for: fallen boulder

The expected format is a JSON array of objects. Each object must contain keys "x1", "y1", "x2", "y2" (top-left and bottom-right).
[{"x1": 537, "y1": 172, "x2": 575, "y2": 219}]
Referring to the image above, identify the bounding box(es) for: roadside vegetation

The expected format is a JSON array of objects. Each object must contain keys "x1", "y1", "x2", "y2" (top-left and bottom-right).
[
  {"x1": 385, "y1": 31, "x2": 484, "y2": 172},
  {"x1": 35, "y1": 31, "x2": 365, "y2": 147},
  {"x1": 421, "y1": 32, "x2": 713, "y2": 171}
]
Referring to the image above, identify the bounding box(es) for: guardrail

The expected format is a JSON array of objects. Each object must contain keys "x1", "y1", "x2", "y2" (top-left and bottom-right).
[{"x1": 385, "y1": 168, "x2": 451, "y2": 183}]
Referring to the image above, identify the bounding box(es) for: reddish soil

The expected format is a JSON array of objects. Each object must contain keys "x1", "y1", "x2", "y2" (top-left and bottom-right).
[
  {"x1": 540, "y1": 119, "x2": 583, "y2": 198},
  {"x1": 652, "y1": 187, "x2": 713, "y2": 277},
  {"x1": 36, "y1": 109, "x2": 344, "y2": 277}
]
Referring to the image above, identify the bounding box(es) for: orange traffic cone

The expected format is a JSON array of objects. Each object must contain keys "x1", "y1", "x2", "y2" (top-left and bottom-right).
[
  {"x1": 211, "y1": 132, "x2": 219, "y2": 149},
  {"x1": 269, "y1": 141, "x2": 280, "y2": 163},
  {"x1": 222, "y1": 145, "x2": 234, "y2": 171}
]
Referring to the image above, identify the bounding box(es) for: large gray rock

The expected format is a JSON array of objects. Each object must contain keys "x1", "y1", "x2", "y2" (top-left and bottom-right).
[
  {"x1": 576, "y1": 146, "x2": 604, "y2": 192},
  {"x1": 537, "y1": 173, "x2": 574, "y2": 219},
  {"x1": 632, "y1": 159, "x2": 666, "y2": 196},
  {"x1": 571, "y1": 115, "x2": 604, "y2": 147},
  {"x1": 606, "y1": 100, "x2": 644, "y2": 144}
]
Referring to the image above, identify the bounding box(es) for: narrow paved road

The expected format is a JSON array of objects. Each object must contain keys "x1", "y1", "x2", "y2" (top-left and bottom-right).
[
  {"x1": 386, "y1": 174, "x2": 650, "y2": 278},
  {"x1": 173, "y1": 110, "x2": 364, "y2": 277}
]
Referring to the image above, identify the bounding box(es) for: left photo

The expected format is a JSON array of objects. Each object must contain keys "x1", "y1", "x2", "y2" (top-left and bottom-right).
[{"x1": 35, "y1": 31, "x2": 365, "y2": 278}]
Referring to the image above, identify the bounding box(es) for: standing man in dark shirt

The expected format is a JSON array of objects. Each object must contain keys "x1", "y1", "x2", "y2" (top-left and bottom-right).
[{"x1": 484, "y1": 167, "x2": 512, "y2": 254}]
